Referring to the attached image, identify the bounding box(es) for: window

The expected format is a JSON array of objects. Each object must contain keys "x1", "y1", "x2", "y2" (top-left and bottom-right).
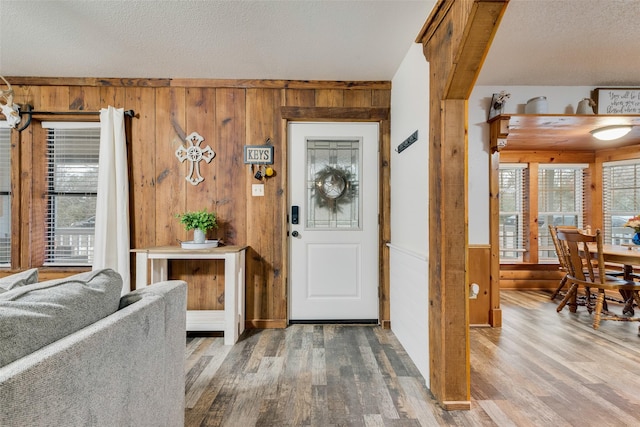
[
  {"x1": 499, "y1": 164, "x2": 527, "y2": 261},
  {"x1": 538, "y1": 165, "x2": 586, "y2": 261},
  {"x1": 43, "y1": 122, "x2": 101, "y2": 266},
  {"x1": 0, "y1": 125, "x2": 10, "y2": 266},
  {"x1": 602, "y1": 159, "x2": 640, "y2": 244}
]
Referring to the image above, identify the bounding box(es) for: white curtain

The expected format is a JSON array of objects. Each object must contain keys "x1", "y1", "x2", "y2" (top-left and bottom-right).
[{"x1": 94, "y1": 106, "x2": 130, "y2": 294}]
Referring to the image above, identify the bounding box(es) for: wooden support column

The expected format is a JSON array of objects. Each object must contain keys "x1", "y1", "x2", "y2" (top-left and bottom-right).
[{"x1": 416, "y1": 0, "x2": 509, "y2": 410}]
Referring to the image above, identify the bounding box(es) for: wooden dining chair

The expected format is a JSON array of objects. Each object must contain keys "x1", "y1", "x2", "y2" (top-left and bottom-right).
[
  {"x1": 556, "y1": 228, "x2": 640, "y2": 330},
  {"x1": 549, "y1": 225, "x2": 576, "y2": 300},
  {"x1": 554, "y1": 227, "x2": 597, "y2": 313}
]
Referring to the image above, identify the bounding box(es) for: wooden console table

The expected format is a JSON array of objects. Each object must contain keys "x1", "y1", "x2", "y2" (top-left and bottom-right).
[{"x1": 131, "y1": 245, "x2": 247, "y2": 345}]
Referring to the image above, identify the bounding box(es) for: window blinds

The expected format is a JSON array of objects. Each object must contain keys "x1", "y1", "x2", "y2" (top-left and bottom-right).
[
  {"x1": 499, "y1": 164, "x2": 527, "y2": 261},
  {"x1": 602, "y1": 159, "x2": 640, "y2": 244},
  {"x1": 538, "y1": 164, "x2": 586, "y2": 261},
  {"x1": 44, "y1": 124, "x2": 101, "y2": 265},
  {"x1": 0, "y1": 126, "x2": 10, "y2": 266}
]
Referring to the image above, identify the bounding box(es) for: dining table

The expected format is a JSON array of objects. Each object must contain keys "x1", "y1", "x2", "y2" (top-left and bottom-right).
[{"x1": 592, "y1": 243, "x2": 640, "y2": 315}]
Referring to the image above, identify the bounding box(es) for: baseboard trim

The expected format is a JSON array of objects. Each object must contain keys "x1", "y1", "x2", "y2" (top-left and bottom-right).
[{"x1": 289, "y1": 319, "x2": 378, "y2": 325}]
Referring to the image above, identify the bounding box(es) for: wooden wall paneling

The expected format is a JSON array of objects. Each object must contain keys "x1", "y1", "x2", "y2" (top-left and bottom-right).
[
  {"x1": 181, "y1": 87, "x2": 221, "y2": 311},
  {"x1": 371, "y1": 89, "x2": 391, "y2": 107},
  {"x1": 10, "y1": 128, "x2": 22, "y2": 268},
  {"x1": 29, "y1": 124, "x2": 47, "y2": 267},
  {"x1": 213, "y1": 87, "x2": 248, "y2": 314},
  {"x1": 125, "y1": 86, "x2": 156, "y2": 249},
  {"x1": 125, "y1": 87, "x2": 156, "y2": 290},
  {"x1": 213, "y1": 88, "x2": 248, "y2": 314},
  {"x1": 499, "y1": 267, "x2": 564, "y2": 290},
  {"x1": 584, "y1": 165, "x2": 598, "y2": 231},
  {"x1": 596, "y1": 144, "x2": 640, "y2": 162},
  {"x1": 488, "y1": 150, "x2": 502, "y2": 327},
  {"x1": 214, "y1": 88, "x2": 247, "y2": 246},
  {"x1": 39, "y1": 86, "x2": 69, "y2": 111},
  {"x1": 468, "y1": 245, "x2": 491, "y2": 326},
  {"x1": 245, "y1": 88, "x2": 286, "y2": 328},
  {"x1": 69, "y1": 86, "x2": 101, "y2": 111},
  {"x1": 344, "y1": 90, "x2": 372, "y2": 107},
  {"x1": 284, "y1": 89, "x2": 315, "y2": 107},
  {"x1": 155, "y1": 88, "x2": 188, "y2": 302},
  {"x1": 100, "y1": 86, "x2": 127, "y2": 110},
  {"x1": 315, "y1": 89, "x2": 344, "y2": 107},
  {"x1": 13, "y1": 84, "x2": 39, "y2": 109},
  {"x1": 13, "y1": 86, "x2": 39, "y2": 268},
  {"x1": 499, "y1": 150, "x2": 594, "y2": 164},
  {"x1": 154, "y1": 87, "x2": 187, "y2": 247}
]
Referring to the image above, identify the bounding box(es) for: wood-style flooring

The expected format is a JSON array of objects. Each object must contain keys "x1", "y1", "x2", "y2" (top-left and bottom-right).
[{"x1": 185, "y1": 291, "x2": 640, "y2": 426}]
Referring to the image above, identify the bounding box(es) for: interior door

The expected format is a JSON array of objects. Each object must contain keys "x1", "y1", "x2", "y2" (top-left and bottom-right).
[{"x1": 289, "y1": 122, "x2": 379, "y2": 321}]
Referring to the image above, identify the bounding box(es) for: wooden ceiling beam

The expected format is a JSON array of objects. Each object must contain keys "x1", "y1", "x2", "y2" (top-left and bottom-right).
[{"x1": 445, "y1": 0, "x2": 508, "y2": 99}]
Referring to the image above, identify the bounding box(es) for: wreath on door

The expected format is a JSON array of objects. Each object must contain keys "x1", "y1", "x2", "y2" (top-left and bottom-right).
[{"x1": 313, "y1": 165, "x2": 357, "y2": 211}]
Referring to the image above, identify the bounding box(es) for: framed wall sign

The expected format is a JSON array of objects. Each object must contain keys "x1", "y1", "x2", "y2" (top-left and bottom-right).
[
  {"x1": 243, "y1": 145, "x2": 274, "y2": 165},
  {"x1": 595, "y1": 88, "x2": 640, "y2": 114}
]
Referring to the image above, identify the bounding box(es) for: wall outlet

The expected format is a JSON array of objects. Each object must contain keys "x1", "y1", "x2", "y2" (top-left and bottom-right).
[{"x1": 252, "y1": 184, "x2": 265, "y2": 196}]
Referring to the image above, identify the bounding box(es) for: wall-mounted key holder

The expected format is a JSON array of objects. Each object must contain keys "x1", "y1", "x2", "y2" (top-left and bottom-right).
[{"x1": 247, "y1": 138, "x2": 276, "y2": 181}]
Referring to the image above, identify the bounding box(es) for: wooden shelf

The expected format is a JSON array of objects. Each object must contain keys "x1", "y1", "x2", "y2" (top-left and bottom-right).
[{"x1": 490, "y1": 114, "x2": 640, "y2": 151}]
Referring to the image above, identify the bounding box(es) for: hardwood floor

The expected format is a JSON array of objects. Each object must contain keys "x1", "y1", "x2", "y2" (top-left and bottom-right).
[{"x1": 185, "y1": 291, "x2": 640, "y2": 426}]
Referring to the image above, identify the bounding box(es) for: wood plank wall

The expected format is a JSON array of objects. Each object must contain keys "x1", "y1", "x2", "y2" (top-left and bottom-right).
[
  {"x1": 6, "y1": 78, "x2": 391, "y2": 329},
  {"x1": 468, "y1": 245, "x2": 491, "y2": 326}
]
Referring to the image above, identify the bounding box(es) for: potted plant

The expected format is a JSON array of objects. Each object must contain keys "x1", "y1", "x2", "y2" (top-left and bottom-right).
[{"x1": 175, "y1": 209, "x2": 218, "y2": 244}]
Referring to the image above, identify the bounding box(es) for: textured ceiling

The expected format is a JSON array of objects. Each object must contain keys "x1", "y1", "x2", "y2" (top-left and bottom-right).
[
  {"x1": 1, "y1": 0, "x2": 640, "y2": 86},
  {"x1": 477, "y1": 0, "x2": 640, "y2": 86},
  {"x1": 0, "y1": 0, "x2": 434, "y2": 81}
]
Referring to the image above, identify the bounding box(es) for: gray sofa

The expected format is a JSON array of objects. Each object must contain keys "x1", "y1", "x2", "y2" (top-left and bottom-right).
[{"x1": 0, "y1": 269, "x2": 187, "y2": 427}]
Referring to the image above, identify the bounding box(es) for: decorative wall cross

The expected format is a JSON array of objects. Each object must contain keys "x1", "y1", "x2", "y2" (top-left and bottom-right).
[{"x1": 175, "y1": 132, "x2": 215, "y2": 185}]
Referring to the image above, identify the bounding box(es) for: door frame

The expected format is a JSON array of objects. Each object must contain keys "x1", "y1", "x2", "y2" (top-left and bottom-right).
[
  {"x1": 281, "y1": 107, "x2": 391, "y2": 328},
  {"x1": 287, "y1": 122, "x2": 380, "y2": 322}
]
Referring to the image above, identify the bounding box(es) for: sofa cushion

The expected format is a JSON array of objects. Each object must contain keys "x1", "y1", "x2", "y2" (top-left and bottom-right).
[
  {"x1": 0, "y1": 268, "x2": 123, "y2": 368},
  {"x1": 0, "y1": 268, "x2": 38, "y2": 294}
]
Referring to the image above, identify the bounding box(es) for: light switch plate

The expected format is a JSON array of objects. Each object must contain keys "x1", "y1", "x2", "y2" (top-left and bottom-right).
[{"x1": 252, "y1": 184, "x2": 265, "y2": 196}]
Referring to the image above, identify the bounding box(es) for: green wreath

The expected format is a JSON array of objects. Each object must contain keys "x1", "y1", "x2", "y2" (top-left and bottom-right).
[{"x1": 312, "y1": 165, "x2": 358, "y2": 211}]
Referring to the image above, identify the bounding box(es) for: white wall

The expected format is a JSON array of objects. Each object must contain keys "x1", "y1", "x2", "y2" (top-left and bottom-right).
[
  {"x1": 467, "y1": 85, "x2": 596, "y2": 244},
  {"x1": 389, "y1": 43, "x2": 430, "y2": 385},
  {"x1": 389, "y1": 53, "x2": 597, "y2": 385}
]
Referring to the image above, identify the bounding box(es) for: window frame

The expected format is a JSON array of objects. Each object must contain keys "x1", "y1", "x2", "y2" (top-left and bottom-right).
[
  {"x1": 42, "y1": 122, "x2": 101, "y2": 266},
  {"x1": 602, "y1": 158, "x2": 640, "y2": 245},
  {"x1": 498, "y1": 159, "x2": 591, "y2": 265},
  {"x1": 498, "y1": 163, "x2": 527, "y2": 262},
  {"x1": 0, "y1": 119, "x2": 100, "y2": 273},
  {"x1": 537, "y1": 164, "x2": 587, "y2": 262}
]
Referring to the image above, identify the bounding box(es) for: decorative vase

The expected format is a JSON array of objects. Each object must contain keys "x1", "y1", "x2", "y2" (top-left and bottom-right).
[
  {"x1": 193, "y1": 228, "x2": 206, "y2": 244},
  {"x1": 576, "y1": 98, "x2": 595, "y2": 114},
  {"x1": 524, "y1": 96, "x2": 548, "y2": 114},
  {"x1": 633, "y1": 232, "x2": 640, "y2": 245}
]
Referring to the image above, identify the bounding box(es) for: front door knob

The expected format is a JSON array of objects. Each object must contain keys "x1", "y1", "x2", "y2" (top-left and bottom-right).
[{"x1": 292, "y1": 230, "x2": 299, "y2": 237}]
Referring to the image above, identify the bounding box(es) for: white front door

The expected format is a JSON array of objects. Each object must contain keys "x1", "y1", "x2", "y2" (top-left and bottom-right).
[{"x1": 289, "y1": 122, "x2": 379, "y2": 321}]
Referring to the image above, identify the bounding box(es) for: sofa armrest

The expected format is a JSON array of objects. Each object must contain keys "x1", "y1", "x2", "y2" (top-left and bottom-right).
[{"x1": 0, "y1": 280, "x2": 187, "y2": 427}]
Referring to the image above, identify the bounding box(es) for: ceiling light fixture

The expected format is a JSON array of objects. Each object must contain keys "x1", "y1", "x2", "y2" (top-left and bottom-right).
[{"x1": 590, "y1": 125, "x2": 633, "y2": 141}]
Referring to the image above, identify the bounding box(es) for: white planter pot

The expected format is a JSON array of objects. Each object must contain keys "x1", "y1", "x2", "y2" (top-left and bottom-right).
[{"x1": 193, "y1": 228, "x2": 206, "y2": 244}]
